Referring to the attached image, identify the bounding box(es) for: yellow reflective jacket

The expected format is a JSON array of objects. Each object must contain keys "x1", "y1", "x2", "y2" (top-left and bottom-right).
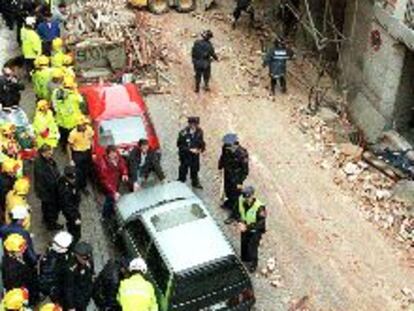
[
  {"x1": 117, "y1": 274, "x2": 158, "y2": 311},
  {"x1": 51, "y1": 49, "x2": 65, "y2": 67},
  {"x1": 52, "y1": 88, "x2": 83, "y2": 129},
  {"x1": 33, "y1": 109, "x2": 60, "y2": 148},
  {"x1": 21, "y1": 27, "x2": 42, "y2": 59},
  {"x1": 32, "y1": 67, "x2": 52, "y2": 99}
]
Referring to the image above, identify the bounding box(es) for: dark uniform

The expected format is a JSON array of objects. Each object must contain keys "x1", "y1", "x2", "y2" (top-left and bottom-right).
[
  {"x1": 38, "y1": 246, "x2": 71, "y2": 304},
  {"x1": 34, "y1": 151, "x2": 62, "y2": 230},
  {"x1": 191, "y1": 30, "x2": 218, "y2": 93},
  {"x1": 0, "y1": 0, "x2": 22, "y2": 30},
  {"x1": 57, "y1": 167, "x2": 81, "y2": 243},
  {"x1": 263, "y1": 40, "x2": 294, "y2": 95},
  {"x1": 238, "y1": 187, "x2": 266, "y2": 272},
  {"x1": 177, "y1": 118, "x2": 206, "y2": 188},
  {"x1": 0, "y1": 73, "x2": 25, "y2": 107},
  {"x1": 218, "y1": 135, "x2": 249, "y2": 220},
  {"x1": 232, "y1": 0, "x2": 255, "y2": 28},
  {"x1": 63, "y1": 242, "x2": 94, "y2": 311},
  {"x1": 0, "y1": 172, "x2": 16, "y2": 220}
]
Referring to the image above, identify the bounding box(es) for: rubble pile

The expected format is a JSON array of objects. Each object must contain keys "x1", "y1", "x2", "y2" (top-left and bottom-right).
[{"x1": 291, "y1": 104, "x2": 414, "y2": 247}]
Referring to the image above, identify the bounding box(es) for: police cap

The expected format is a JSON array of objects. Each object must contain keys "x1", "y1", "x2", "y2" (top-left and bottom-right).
[
  {"x1": 187, "y1": 116, "x2": 200, "y2": 125},
  {"x1": 222, "y1": 133, "x2": 238, "y2": 145}
]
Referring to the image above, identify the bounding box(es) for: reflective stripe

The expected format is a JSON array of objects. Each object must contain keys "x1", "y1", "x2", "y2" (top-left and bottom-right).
[{"x1": 238, "y1": 198, "x2": 263, "y2": 225}]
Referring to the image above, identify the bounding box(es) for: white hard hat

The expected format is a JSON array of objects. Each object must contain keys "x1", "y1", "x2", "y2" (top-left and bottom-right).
[
  {"x1": 52, "y1": 231, "x2": 73, "y2": 253},
  {"x1": 129, "y1": 257, "x2": 147, "y2": 273},
  {"x1": 25, "y1": 16, "x2": 36, "y2": 26},
  {"x1": 10, "y1": 205, "x2": 29, "y2": 220}
]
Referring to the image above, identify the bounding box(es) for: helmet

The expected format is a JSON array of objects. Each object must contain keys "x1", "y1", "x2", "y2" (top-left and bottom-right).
[
  {"x1": 10, "y1": 204, "x2": 30, "y2": 220},
  {"x1": 73, "y1": 241, "x2": 93, "y2": 257},
  {"x1": 241, "y1": 186, "x2": 255, "y2": 198},
  {"x1": 25, "y1": 16, "x2": 36, "y2": 26},
  {"x1": 40, "y1": 303, "x2": 63, "y2": 311},
  {"x1": 201, "y1": 29, "x2": 213, "y2": 40},
  {"x1": 222, "y1": 133, "x2": 238, "y2": 145},
  {"x1": 129, "y1": 257, "x2": 147, "y2": 273},
  {"x1": 36, "y1": 55, "x2": 50, "y2": 67},
  {"x1": 53, "y1": 231, "x2": 73, "y2": 253},
  {"x1": 3, "y1": 288, "x2": 29, "y2": 310},
  {"x1": 1, "y1": 123, "x2": 16, "y2": 135},
  {"x1": 52, "y1": 38, "x2": 63, "y2": 51},
  {"x1": 77, "y1": 115, "x2": 90, "y2": 125},
  {"x1": 52, "y1": 68, "x2": 64, "y2": 79},
  {"x1": 37, "y1": 100, "x2": 50, "y2": 111},
  {"x1": 63, "y1": 54, "x2": 73, "y2": 66},
  {"x1": 13, "y1": 177, "x2": 30, "y2": 195},
  {"x1": 2, "y1": 158, "x2": 20, "y2": 174},
  {"x1": 4, "y1": 233, "x2": 27, "y2": 253},
  {"x1": 187, "y1": 116, "x2": 200, "y2": 125},
  {"x1": 63, "y1": 76, "x2": 76, "y2": 88}
]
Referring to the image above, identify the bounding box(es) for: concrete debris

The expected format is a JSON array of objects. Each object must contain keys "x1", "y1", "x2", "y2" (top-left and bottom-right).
[
  {"x1": 342, "y1": 162, "x2": 363, "y2": 176},
  {"x1": 392, "y1": 180, "x2": 414, "y2": 204}
]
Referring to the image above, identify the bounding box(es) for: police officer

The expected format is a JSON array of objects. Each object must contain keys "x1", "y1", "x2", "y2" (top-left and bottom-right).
[
  {"x1": 232, "y1": 0, "x2": 255, "y2": 29},
  {"x1": 57, "y1": 165, "x2": 81, "y2": 243},
  {"x1": 262, "y1": 38, "x2": 294, "y2": 95},
  {"x1": 237, "y1": 186, "x2": 266, "y2": 273},
  {"x1": 63, "y1": 241, "x2": 94, "y2": 311},
  {"x1": 218, "y1": 133, "x2": 249, "y2": 224},
  {"x1": 177, "y1": 117, "x2": 205, "y2": 189},
  {"x1": 0, "y1": 66, "x2": 25, "y2": 107},
  {"x1": 191, "y1": 30, "x2": 218, "y2": 93}
]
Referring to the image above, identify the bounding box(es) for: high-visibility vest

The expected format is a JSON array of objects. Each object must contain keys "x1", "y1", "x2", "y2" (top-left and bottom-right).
[
  {"x1": 32, "y1": 68, "x2": 52, "y2": 99},
  {"x1": 238, "y1": 197, "x2": 263, "y2": 225},
  {"x1": 32, "y1": 109, "x2": 60, "y2": 148},
  {"x1": 52, "y1": 89, "x2": 83, "y2": 129},
  {"x1": 117, "y1": 274, "x2": 158, "y2": 311},
  {"x1": 51, "y1": 50, "x2": 65, "y2": 67},
  {"x1": 21, "y1": 27, "x2": 42, "y2": 59}
]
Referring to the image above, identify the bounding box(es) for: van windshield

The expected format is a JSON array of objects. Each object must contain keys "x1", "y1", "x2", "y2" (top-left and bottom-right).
[{"x1": 172, "y1": 256, "x2": 247, "y2": 304}]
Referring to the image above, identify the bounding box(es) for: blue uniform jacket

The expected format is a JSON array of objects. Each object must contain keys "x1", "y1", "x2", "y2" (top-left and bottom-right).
[{"x1": 37, "y1": 20, "x2": 61, "y2": 42}]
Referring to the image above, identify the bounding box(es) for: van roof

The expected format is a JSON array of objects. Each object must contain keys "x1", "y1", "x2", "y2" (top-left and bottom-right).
[{"x1": 117, "y1": 182, "x2": 235, "y2": 272}]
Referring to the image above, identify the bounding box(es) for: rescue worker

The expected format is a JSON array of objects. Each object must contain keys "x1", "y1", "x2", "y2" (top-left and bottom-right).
[
  {"x1": 218, "y1": 133, "x2": 249, "y2": 224},
  {"x1": 177, "y1": 117, "x2": 205, "y2": 189},
  {"x1": 232, "y1": 0, "x2": 255, "y2": 29},
  {"x1": 2, "y1": 288, "x2": 30, "y2": 311},
  {"x1": 117, "y1": 257, "x2": 158, "y2": 311},
  {"x1": 2, "y1": 233, "x2": 39, "y2": 305},
  {"x1": 97, "y1": 145, "x2": 128, "y2": 219},
  {"x1": 34, "y1": 144, "x2": 63, "y2": 230},
  {"x1": 62, "y1": 53, "x2": 76, "y2": 80},
  {"x1": 40, "y1": 303, "x2": 63, "y2": 311},
  {"x1": 50, "y1": 37, "x2": 65, "y2": 68},
  {"x1": 33, "y1": 100, "x2": 60, "y2": 148},
  {"x1": 237, "y1": 186, "x2": 266, "y2": 273},
  {"x1": 52, "y1": 76, "x2": 84, "y2": 149},
  {"x1": 191, "y1": 30, "x2": 218, "y2": 93},
  {"x1": 0, "y1": 158, "x2": 19, "y2": 214},
  {"x1": 36, "y1": 10, "x2": 61, "y2": 56},
  {"x1": 32, "y1": 55, "x2": 52, "y2": 99},
  {"x1": 262, "y1": 38, "x2": 294, "y2": 95},
  {"x1": 128, "y1": 138, "x2": 165, "y2": 192},
  {"x1": 0, "y1": 66, "x2": 25, "y2": 107},
  {"x1": 5, "y1": 177, "x2": 31, "y2": 228},
  {"x1": 67, "y1": 115, "x2": 93, "y2": 194},
  {"x1": 57, "y1": 165, "x2": 81, "y2": 243},
  {"x1": 0, "y1": 205, "x2": 37, "y2": 266},
  {"x1": 1, "y1": 124, "x2": 22, "y2": 161},
  {"x1": 47, "y1": 67, "x2": 64, "y2": 101},
  {"x1": 20, "y1": 16, "x2": 42, "y2": 73},
  {"x1": 93, "y1": 257, "x2": 130, "y2": 311},
  {"x1": 38, "y1": 231, "x2": 73, "y2": 305},
  {"x1": 63, "y1": 241, "x2": 95, "y2": 311}
]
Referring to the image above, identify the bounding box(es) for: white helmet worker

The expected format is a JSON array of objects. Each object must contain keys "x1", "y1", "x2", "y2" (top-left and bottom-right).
[
  {"x1": 52, "y1": 231, "x2": 73, "y2": 253},
  {"x1": 10, "y1": 205, "x2": 30, "y2": 220},
  {"x1": 25, "y1": 16, "x2": 36, "y2": 26},
  {"x1": 129, "y1": 257, "x2": 148, "y2": 273}
]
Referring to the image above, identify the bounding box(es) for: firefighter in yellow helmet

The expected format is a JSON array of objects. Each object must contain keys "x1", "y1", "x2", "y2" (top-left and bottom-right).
[
  {"x1": 33, "y1": 100, "x2": 60, "y2": 148},
  {"x1": 0, "y1": 158, "x2": 21, "y2": 218},
  {"x1": 0, "y1": 123, "x2": 20, "y2": 160},
  {"x1": 21, "y1": 16, "x2": 42, "y2": 73},
  {"x1": 32, "y1": 55, "x2": 52, "y2": 100},
  {"x1": 52, "y1": 76, "x2": 84, "y2": 149},
  {"x1": 40, "y1": 303, "x2": 63, "y2": 311},
  {"x1": 62, "y1": 54, "x2": 75, "y2": 80},
  {"x1": 51, "y1": 38, "x2": 65, "y2": 68},
  {"x1": 5, "y1": 177, "x2": 32, "y2": 229},
  {"x1": 2, "y1": 288, "x2": 29, "y2": 311}
]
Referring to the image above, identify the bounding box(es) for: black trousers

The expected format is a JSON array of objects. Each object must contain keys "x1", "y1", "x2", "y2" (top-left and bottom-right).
[
  {"x1": 270, "y1": 76, "x2": 287, "y2": 94},
  {"x1": 42, "y1": 41, "x2": 52, "y2": 56},
  {"x1": 41, "y1": 200, "x2": 59, "y2": 226},
  {"x1": 66, "y1": 219, "x2": 81, "y2": 244},
  {"x1": 241, "y1": 231, "x2": 261, "y2": 268},
  {"x1": 194, "y1": 66, "x2": 211, "y2": 91},
  {"x1": 59, "y1": 127, "x2": 70, "y2": 151},
  {"x1": 178, "y1": 154, "x2": 200, "y2": 185},
  {"x1": 233, "y1": 4, "x2": 255, "y2": 25},
  {"x1": 73, "y1": 150, "x2": 92, "y2": 190},
  {"x1": 223, "y1": 177, "x2": 241, "y2": 218}
]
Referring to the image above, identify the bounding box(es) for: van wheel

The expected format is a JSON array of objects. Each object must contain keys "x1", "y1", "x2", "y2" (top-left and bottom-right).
[
  {"x1": 176, "y1": 0, "x2": 196, "y2": 12},
  {"x1": 148, "y1": 0, "x2": 169, "y2": 14}
]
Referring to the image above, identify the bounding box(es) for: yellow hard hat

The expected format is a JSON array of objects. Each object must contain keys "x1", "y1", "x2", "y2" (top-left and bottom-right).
[
  {"x1": 2, "y1": 158, "x2": 20, "y2": 174},
  {"x1": 63, "y1": 54, "x2": 73, "y2": 66},
  {"x1": 13, "y1": 177, "x2": 30, "y2": 195},
  {"x1": 37, "y1": 99, "x2": 50, "y2": 111},
  {"x1": 1, "y1": 123, "x2": 16, "y2": 135},
  {"x1": 63, "y1": 75, "x2": 76, "y2": 88},
  {"x1": 77, "y1": 114, "x2": 90, "y2": 125},
  {"x1": 36, "y1": 55, "x2": 50, "y2": 67},
  {"x1": 3, "y1": 288, "x2": 29, "y2": 310},
  {"x1": 52, "y1": 37, "x2": 63, "y2": 51},
  {"x1": 40, "y1": 303, "x2": 63, "y2": 311},
  {"x1": 4, "y1": 233, "x2": 27, "y2": 253},
  {"x1": 52, "y1": 68, "x2": 64, "y2": 79}
]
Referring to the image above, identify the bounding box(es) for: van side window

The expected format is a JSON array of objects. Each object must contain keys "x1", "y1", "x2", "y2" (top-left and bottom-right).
[
  {"x1": 126, "y1": 219, "x2": 151, "y2": 254},
  {"x1": 147, "y1": 243, "x2": 170, "y2": 294}
]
